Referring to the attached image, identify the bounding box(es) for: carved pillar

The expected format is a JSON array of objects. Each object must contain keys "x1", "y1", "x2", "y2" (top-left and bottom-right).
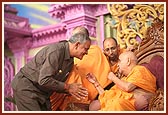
[
  {"x1": 14, "y1": 52, "x2": 25, "y2": 72},
  {"x1": 7, "y1": 37, "x2": 32, "y2": 72},
  {"x1": 99, "y1": 15, "x2": 105, "y2": 48},
  {"x1": 63, "y1": 5, "x2": 97, "y2": 39},
  {"x1": 94, "y1": 4, "x2": 110, "y2": 48},
  {"x1": 49, "y1": 4, "x2": 98, "y2": 44},
  {"x1": 4, "y1": 4, "x2": 32, "y2": 111},
  {"x1": 4, "y1": 57, "x2": 15, "y2": 111}
]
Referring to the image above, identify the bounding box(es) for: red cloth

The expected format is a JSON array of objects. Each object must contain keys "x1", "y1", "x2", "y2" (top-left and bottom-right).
[{"x1": 141, "y1": 55, "x2": 164, "y2": 89}]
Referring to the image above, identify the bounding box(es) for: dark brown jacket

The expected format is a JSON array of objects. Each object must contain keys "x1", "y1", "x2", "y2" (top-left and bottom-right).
[{"x1": 12, "y1": 40, "x2": 74, "y2": 98}]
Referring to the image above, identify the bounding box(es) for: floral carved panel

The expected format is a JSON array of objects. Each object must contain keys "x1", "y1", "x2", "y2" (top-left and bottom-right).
[{"x1": 106, "y1": 4, "x2": 164, "y2": 49}]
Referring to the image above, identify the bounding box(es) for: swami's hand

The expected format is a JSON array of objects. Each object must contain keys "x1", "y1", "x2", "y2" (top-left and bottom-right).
[
  {"x1": 68, "y1": 83, "x2": 88, "y2": 100},
  {"x1": 86, "y1": 73, "x2": 97, "y2": 84}
]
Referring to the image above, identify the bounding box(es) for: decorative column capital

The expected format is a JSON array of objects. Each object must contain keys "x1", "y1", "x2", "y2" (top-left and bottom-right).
[{"x1": 7, "y1": 37, "x2": 32, "y2": 53}]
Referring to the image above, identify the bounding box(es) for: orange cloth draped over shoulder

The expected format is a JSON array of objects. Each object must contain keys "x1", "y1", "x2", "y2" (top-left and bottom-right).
[
  {"x1": 50, "y1": 45, "x2": 112, "y2": 110},
  {"x1": 99, "y1": 65, "x2": 156, "y2": 111}
]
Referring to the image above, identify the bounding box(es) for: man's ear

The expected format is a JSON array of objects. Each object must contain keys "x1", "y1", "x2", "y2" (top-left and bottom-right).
[
  {"x1": 74, "y1": 42, "x2": 80, "y2": 49},
  {"x1": 127, "y1": 58, "x2": 131, "y2": 66},
  {"x1": 116, "y1": 44, "x2": 120, "y2": 52}
]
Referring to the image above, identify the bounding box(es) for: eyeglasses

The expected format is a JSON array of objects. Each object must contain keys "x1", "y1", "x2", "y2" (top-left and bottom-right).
[{"x1": 104, "y1": 46, "x2": 117, "y2": 52}]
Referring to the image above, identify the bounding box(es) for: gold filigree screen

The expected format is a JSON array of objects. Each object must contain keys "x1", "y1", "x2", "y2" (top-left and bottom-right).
[{"x1": 106, "y1": 4, "x2": 164, "y2": 49}]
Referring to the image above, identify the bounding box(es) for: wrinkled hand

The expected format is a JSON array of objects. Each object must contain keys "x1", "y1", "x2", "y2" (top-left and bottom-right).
[
  {"x1": 68, "y1": 83, "x2": 88, "y2": 100},
  {"x1": 108, "y1": 72, "x2": 116, "y2": 81},
  {"x1": 86, "y1": 73, "x2": 97, "y2": 84}
]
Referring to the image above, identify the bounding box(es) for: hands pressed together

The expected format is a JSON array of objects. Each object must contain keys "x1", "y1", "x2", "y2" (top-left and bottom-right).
[
  {"x1": 66, "y1": 72, "x2": 116, "y2": 100},
  {"x1": 66, "y1": 83, "x2": 88, "y2": 100}
]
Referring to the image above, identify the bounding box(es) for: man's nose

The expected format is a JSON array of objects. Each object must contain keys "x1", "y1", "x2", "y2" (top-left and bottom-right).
[{"x1": 109, "y1": 49, "x2": 113, "y2": 54}]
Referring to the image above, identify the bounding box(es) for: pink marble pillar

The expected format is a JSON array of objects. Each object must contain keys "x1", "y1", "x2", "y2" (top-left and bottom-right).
[
  {"x1": 4, "y1": 57, "x2": 15, "y2": 111},
  {"x1": 48, "y1": 4, "x2": 98, "y2": 44},
  {"x1": 99, "y1": 15, "x2": 105, "y2": 49}
]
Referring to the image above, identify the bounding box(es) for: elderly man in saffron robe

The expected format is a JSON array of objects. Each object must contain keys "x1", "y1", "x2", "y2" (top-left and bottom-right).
[{"x1": 86, "y1": 51, "x2": 156, "y2": 111}]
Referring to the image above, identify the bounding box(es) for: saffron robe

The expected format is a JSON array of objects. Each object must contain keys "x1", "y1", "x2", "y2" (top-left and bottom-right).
[
  {"x1": 50, "y1": 45, "x2": 113, "y2": 110},
  {"x1": 99, "y1": 65, "x2": 156, "y2": 111}
]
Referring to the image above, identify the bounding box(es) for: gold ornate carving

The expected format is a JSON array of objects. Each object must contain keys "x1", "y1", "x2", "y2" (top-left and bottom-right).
[
  {"x1": 106, "y1": 4, "x2": 164, "y2": 49},
  {"x1": 148, "y1": 88, "x2": 164, "y2": 111},
  {"x1": 134, "y1": 17, "x2": 164, "y2": 64}
]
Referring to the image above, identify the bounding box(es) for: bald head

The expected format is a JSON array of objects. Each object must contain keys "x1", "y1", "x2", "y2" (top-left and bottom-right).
[
  {"x1": 103, "y1": 37, "x2": 117, "y2": 48},
  {"x1": 103, "y1": 37, "x2": 119, "y2": 64},
  {"x1": 118, "y1": 51, "x2": 137, "y2": 76},
  {"x1": 119, "y1": 51, "x2": 138, "y2": 64}
]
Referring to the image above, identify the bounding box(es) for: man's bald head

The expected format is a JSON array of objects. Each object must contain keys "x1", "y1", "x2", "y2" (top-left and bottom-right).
[
  {"x1": 103, "y1": 37, "x2": 119, "y2": 64},
  {"x1": 119, "y1": 51, "x2": 138, "y2": 64},
  {"x1": 103, "y1": 37, "x2": 118, "y2": 48},
  {"x1": 118, "y1": 51, "x2": 138, "y2": 76}
]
